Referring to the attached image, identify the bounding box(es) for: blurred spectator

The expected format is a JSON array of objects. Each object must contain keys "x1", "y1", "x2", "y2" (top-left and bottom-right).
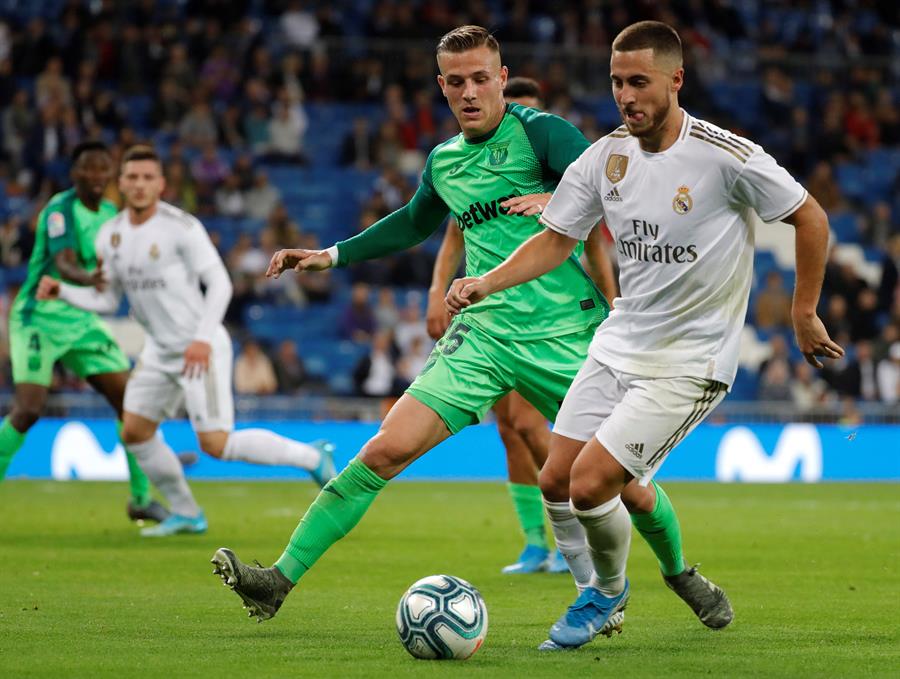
[
  {"x1": 214, "y1": 173, "x2": 246, "y2": 217},
  {"x1": 790, "y1": 361, "x2": 829, "y2": 411},
  {"x1": 373, "y1": 287, "x2": 399, "y2": 331},
  {"x1": 861, "y1": 201, "x2": 893, "y2": 249},
  {"x1": 218, "y1": 104, "x2": 246, "y2": 150},
  {"x1": 876, "y1": 342, "x2": 900, "y2": 404},
  {"x1": 754, "y1": 270, "x2": 793, "y2": 330},
  {"x1": 353, "y1": 329, "x2": 401, "y2": 397},
  {"x1": 2, "y1": 90, "x2": 33, "y2": 167},
  {"x1": 162, "y1": 159, "x2": 199, "y2": 213},
  {"x1": 273, "y1": 339, "x2": 307, "y2": 394},
  {"x1": 35, "y1": 57, "x2": 72, "y2": 108},
  {"x1": 398, "y1": 335, "x2": 431, "y2": 385},
  {"x1": 179, "y1": 97, "x2": 218, "y2": 149},
  {"x1": 340, "y1": 117, "x2": 376, "y2": 169},
  {"x1": 877, "y1": 234, "x2": 900, "y2": 313},
  {"x1": 200, "y1": 45, "x2": 240, "y2": 102},
  {"x1": 849, "y1": 287, "x2": 880, "y2": 342},
  {"x1": 234, "y1": 340, "x2": 278, "y2": 395},
  {"x1": 245, "y1": 171, "x2": 282, "y2": 220},
  {"x1": 394, "y1": 293, "x2": 429, "y2": 354},
  {"x1": 162, "y1": 43, "x2": 197, "y2": 93},
  {"x1": 265, "y1": 101, "x2": 307, "y2": 164},
  {"x1": 281, "y1": 0, "x2": 320, "y2": 50},
  {"x1": 758, "y1": 335, "x2": 792, "y2": 401},
  {"x1": 0, "y1": 215, "x2": 29, "y2": 266},
  {"x1": 229, "y1": 232, "x2": 267, "y2": 277},
  {"x1": 806, "y1": 161, "x2": 845, "y2": 212},
  {"x1": 191, "y1": 141, "x2": 229, "y2": 192},
  {"x1": 341, "y1": 282, "x2": 376, "y2": 342}
]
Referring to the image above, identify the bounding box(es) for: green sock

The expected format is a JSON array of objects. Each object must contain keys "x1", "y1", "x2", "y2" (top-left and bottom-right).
[
  {"x1": 275, "y1": 457, "x2": 388, "y2": 584},
  {"x1": 0, "y1": 417, "x2": 27, "y2": 481},
  {"x1": 507, "y1": 482, "x2": 548, "y2": 550},
  {"x1": 117, "y1": 420, "x2": 151, "y2": 506},
  {"x1": 630, "y1": 481, "x2": 686, "y2": 577}
]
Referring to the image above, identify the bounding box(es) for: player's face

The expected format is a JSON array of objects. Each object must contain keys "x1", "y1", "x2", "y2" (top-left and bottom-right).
[
  {"x1": 71, "y1": 150, "x2": 113, "y2": 203},
  {"x1": 437, "y1": 47, "x2": 508, "y2": 138},
  {"x1": 610, "y1": 48, "x2": 682, "y2": 138},
  {"x1": 119, "y1": 159, "x2": 166, "y2": 211}
]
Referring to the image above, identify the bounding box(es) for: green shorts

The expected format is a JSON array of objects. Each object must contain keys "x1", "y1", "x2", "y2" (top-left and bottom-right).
[
  {"x1": 407, "y1": 318, "x2": 595, "y2": 434},
  {"x1": 9, "y1": 313, "x2": 130, "y2": 387}
]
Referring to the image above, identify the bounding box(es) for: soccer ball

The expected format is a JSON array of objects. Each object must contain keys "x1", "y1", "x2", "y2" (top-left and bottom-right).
[{"x1": 395, "y1": 574, "x2": 488, "y2": 660}]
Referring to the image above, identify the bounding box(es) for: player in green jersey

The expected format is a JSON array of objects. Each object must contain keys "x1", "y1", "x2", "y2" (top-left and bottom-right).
[
  {"x1": 211, "y1": 27, "x2": 725, "y2": 633},
  {"x1": 425, "y1": 76, "x2": 619, "y2": 575},
  {"x1": 0, "y1": 141, "x2": 168, "y2": 523}
]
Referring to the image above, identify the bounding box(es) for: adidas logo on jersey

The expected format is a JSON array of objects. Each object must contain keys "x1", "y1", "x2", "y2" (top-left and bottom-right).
[
  {"x1": 604, "y1": 187, "x2": 623, "y2": 202},
  {"x1": 624, "y1": 442, "x2": 644, "y2": 458}
]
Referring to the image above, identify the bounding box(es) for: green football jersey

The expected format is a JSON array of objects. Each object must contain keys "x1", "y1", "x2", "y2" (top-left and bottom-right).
[
  {"x1": 12, "y1": 189, "x2": 118, "y2": 332},
  {"x1": 423, "y1": 104, "x2": 608, "y2": 339}
]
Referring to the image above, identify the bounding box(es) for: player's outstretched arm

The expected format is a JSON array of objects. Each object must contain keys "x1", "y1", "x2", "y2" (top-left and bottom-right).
[
  {"x1": 783, "y1": 195, "x2": 845, "y2": 368},
  {"x1": 445, "y1": 228, "x2": 578, "y2": 314},
  {"x1": 38, "y1": 274, "x2": 121, "y2": 313},
  {"x1": 426, "y1": 221, "x2": 464, "y2": 339},
  {"x1": 54, "y1": 249, "x2": 107, "y2": 290},
  {"x1": 266, "y1": 248, "x2": 333, "y2": 278}
]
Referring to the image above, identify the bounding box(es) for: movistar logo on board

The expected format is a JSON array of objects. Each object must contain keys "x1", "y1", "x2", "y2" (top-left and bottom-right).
[{"x1": 455, "y1": 193, "x2": 519, "y2": 230}]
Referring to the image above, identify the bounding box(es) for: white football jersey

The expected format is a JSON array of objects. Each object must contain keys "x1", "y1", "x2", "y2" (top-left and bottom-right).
[
  {"x1": 540, "y1": 111, "x2": 807, "y2": 387},
  {"x1": 96, "y1": 201, "x2": 228, "y2": 369}
]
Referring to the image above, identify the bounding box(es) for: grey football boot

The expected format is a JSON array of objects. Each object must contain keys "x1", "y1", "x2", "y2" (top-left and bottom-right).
[
  {"x1": 663, "y1": 564, "x2": 734, "y2": 629},
  {"x1": 211, "y1": 547, "x2": 293, "y2": 622}
]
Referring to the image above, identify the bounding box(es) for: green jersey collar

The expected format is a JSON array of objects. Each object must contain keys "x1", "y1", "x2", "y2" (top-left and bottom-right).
[{"x1": 463, "y1": 106, "x2": 509, "y2": 146}]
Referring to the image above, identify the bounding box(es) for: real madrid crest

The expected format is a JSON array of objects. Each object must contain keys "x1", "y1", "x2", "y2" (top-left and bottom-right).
[
  {"x1": 605, "y1": 154, "x2": 628, "y2": 183},
  {"x1": 149, "y1": 243, "x2": 160, "y2": 260},
  {"x1": 672, "y1": 185, "x2": 693, "y2": 215},
  {"x1": 111, "y1": 232, "x2": 121, "y2": 248}
]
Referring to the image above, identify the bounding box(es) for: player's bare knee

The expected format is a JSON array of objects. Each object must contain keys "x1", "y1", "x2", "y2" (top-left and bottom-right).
[
  {"x1": 198, "y1": 432, "x2": 227, "y2": 458},
  {"x1": 9, "y1": 405, "x2": 41, "y2": 433},
  {"x1": 358, "y1": 436, "x2": 412, "y2": 481},
  {"x1": 621, "y1": 482, "x2": 655, "y2": 513},
  {"x1": 538, "y1": 465, "x2": 569, "y2": 503},
  {"x1": 569, "y1": 474, "x2": 608, "y2": 510}
]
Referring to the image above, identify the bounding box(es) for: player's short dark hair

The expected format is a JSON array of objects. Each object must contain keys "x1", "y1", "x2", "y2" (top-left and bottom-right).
[
  {"x1": 121, "y1": 144, "x2": 162, "y2": 167},
  {"x1": 71, "y1": 140, "x2": 110, "y2": 164},
  {"x1": 612, "y1": 21, "x2": 683, "y2": 66},
  {"x1": 436, "y1": 25, "x2": 500, "y2": 56},
  {"x1": 504, "y1": 77, "x2": 542, "y2": 102}
]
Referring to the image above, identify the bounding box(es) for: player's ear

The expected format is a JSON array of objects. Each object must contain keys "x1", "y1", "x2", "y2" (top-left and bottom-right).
[
  {"x1": 499, "y1": 65, "x2": 508, "y2": 89},
  {"x1": 436, "y1": 73, "x2": 447, "y2": 96},
  {"x1": 671, "y1": 67, "x2": 684, "y2": 93}
]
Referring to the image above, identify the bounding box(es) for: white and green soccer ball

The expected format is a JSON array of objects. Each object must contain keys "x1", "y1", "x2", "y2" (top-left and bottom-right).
[{"x1": 395, "y1": 574, "x2": 488, "y2": 660}]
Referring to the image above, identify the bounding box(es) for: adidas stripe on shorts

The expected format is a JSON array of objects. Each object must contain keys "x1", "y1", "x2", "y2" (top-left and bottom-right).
[{"x1": 553, "y1": 356, "x2": 726, "y2": 485}]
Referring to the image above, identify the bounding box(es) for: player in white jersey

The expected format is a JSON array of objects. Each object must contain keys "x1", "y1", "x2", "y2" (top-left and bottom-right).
[
  {"x1": 38, "y1": 145, "x2": 336, "y2": 537},
  {"x1": 446, "y1": 21, "x2": 843, "y2": 649}
]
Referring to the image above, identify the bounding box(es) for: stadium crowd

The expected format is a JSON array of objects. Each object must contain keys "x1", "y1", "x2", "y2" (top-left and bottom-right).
[{"x1": 0, "y1": 0, "x2": 898, "y2": 414}]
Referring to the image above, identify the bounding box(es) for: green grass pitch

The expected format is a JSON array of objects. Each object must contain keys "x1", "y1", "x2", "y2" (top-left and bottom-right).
[{"x1": 1, "y1": 480, "x2": 897, "y2": 678}]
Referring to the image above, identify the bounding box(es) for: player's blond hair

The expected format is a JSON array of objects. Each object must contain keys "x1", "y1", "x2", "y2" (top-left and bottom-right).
[
  {"x1": 612, "y1": 21, "x2": 683, "y2": 68},
  {"x1": 121, "y1": 144, "x2": 162, "y2": 168},
  {"x1": 436, "y1": 25, "x2": 500, "y2": 56}
]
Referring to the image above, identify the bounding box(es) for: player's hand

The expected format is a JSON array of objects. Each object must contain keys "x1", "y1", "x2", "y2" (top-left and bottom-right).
[
  {"x1": 445, "y1": 276, "x2": 490, "y2": 315},
  {"x1": 793, "y1": 312, "x2": 844, "y2": 369},
  {"x1": 266, "y1": 248, "x2": 332, "y2": 278},
  {"x1": 36, "y1": 275, "x2": 61, "y2": 300},
  {"x1": 500, "y1": 193, "x2": 552, "y2": 217},
  {"x1": 426, "y1": 290, "x2": 452, "y2": 339},
  {"x1": 183, "y1": 340, "x2": 212, "y2": 378},
  {"x1": 89, "y1": 256, "x2": 108, "y2": 292}
]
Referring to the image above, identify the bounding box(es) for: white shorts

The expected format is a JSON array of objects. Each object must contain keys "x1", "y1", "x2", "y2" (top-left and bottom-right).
[
  {"x1": 124, "y1": 338, "x2": 235, "y2": 433},
  {"x1": 553, "y1": 357, "x2": 726, "y2": 485}
]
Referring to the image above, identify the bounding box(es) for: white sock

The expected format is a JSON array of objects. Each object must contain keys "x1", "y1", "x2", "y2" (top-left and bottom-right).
[
  {"x1": 128, "y1": 436, "x2": 200, "y2": 517},
  {"x1": 221, "y1": 429, "x2": 321, "y2": 470},
  {"x1": 544, "y1": 499, "x2": 595, "y2": 592},
  {"x1": 572, "y1": 496, "x2": 631, "y2": 597}
]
